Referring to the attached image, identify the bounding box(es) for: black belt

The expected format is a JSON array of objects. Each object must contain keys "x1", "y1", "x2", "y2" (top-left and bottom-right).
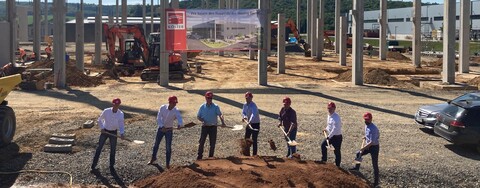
[{"x1": 104, "y1": 129, "x2": 117, "y2": 132}]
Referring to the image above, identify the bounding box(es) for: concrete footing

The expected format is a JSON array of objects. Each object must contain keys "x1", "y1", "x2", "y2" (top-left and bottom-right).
[{"x1": 420, "y1": 81, "x2": 478, "y2": 90}]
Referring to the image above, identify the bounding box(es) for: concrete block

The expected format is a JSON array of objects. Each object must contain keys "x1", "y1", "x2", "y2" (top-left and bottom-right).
[
  {"x1": 43, "y1": 144, "x2": 73, "y2": 153},
  {"x1": 420, "y1": 81, "x2": 478, "y2": 90},
  {"x1": 83, "y1": 120, "x2": 95, "y2": 128},
  {"x1": 51, "y1": 133, "x2": 76, "y2": 139},
  {"x1": 49, "y1": 137, "x2": 75, "y2": 145}
]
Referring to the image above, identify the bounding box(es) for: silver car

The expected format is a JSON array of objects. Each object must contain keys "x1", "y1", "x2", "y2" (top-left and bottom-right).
[{"x1": 415, "y1": 92, "x2": 480, "y2": 129}]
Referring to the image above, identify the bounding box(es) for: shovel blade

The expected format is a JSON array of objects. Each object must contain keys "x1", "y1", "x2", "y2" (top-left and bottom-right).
[
  {"x1": 133, "y1": 140, "x2": 145, "y2": 144},
  {"x1": 327, "y1": 145, "x2": 335, "y2": 151},
  {"x1": 231, "y1": 125, "x2": 244, "y2": 131},
  {"x1": 353, "y1": 157, "x2": 362, "y2": 164},
  {"x1": 287, "y1": 140, "x2": 298, "y2": 146}
]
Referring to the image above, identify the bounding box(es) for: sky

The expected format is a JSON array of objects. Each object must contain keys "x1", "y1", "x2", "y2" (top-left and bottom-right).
[{"x1": 12, "y1": 0, "x2": 447, "y2": 6}]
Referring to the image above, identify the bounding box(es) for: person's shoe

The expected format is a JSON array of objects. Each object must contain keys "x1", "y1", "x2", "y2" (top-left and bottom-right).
[
  {"x1": 147, "y1": 159, "x2": 156, "y2": 165},
  {"x1": 318, "y1": 160, "x2": 327, "y2": 164},
  {"x1": 196, "y1": 156, "x2": 202, "y2": 160},
  {"x1": 348, "y1": 167, "x2": 359, "y2": 171},
  {"x1": 166, "y1": 164, "x2": 171, "y2": 169}
]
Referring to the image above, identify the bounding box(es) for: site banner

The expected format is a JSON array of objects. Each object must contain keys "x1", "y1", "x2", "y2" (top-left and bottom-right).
[
  {"x1": 185, "y1": 9, "x2": 261, "y2": 51},
  {"x1": 166, "y1": 9, "x2": 187, "y2": 51}
]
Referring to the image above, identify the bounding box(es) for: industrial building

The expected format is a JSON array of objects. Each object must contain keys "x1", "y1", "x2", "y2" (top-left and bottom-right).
[
  {"x1": 360, "y1": 1, "x2": 480, "y2": 40},
  {"x1": 191, "y1": 20, "x2": 258, "y2": 41}
]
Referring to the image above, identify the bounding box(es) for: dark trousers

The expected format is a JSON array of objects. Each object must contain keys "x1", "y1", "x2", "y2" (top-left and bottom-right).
[
  {"x1": 321, "y1": 134, "x2": 342, "y2": 166},
  {"x1": 151, "y1": 128, "x2": 173, "y2": 166},
  {"x1": 197, "y1": 126, "x2": 217, "y2": 159},
  {"x1": 244, "y1": 123, "x2": 260, "y2": 155},
  {"x1": 354, "y1": 145, "x2": 380, "y2": 185},
  {"x1": 91, "y1": 130, "x2": 118, "y2": 169},
  {"x1": 284, "y1": 128, "x2": 297, "y2": 157}
]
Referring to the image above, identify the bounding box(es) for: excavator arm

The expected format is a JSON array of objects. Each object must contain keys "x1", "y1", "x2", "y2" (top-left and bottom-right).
[{"x1": 103, "y1": 24, "x2": 150, "y2": 64}]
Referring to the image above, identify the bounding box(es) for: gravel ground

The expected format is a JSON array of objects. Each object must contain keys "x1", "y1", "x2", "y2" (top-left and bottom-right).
[{"x1": 1, "y1": 83, "x2": 480, "y2": 187}]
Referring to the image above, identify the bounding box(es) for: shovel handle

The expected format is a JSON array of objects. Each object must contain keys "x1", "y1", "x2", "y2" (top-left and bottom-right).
[
  {"x1": 247, "y1": 123, "x2": 259, "y2": 131},
  {"x1": 102, "y1": 131, "x2": 132, "y2": 142},
  {"x1": 279, "y1": 126, "x2": 293, "y2": 142}
]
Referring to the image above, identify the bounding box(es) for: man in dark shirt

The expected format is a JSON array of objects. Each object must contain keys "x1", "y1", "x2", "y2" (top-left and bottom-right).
[{"x1": 278, "y1": 96, "x2": 297, "y2": 158}]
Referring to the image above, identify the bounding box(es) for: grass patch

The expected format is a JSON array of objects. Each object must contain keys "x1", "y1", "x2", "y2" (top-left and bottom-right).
[{"x1": 201, "y1": 39, "x2": 228, "y2": 48}]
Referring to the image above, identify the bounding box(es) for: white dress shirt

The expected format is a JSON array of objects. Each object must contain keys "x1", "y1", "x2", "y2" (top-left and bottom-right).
[
  {"x1": 157, "y1": 104, "x2": 183, "y2": 128},
  {"x1": 326, "y1": 112, "x2": 342, "y2": 138},
  {"x1": 98, "y1": 107, "x2": 125, "y2": 134}
]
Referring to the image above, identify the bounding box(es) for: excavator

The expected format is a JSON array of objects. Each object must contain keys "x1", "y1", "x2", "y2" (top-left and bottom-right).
[
  {"x1": 103, "y1": 24, "x2": 185, "y2": 80},
  {"x1": 271, "y1": 18, "x2": 336, "y2": 56},
  {"x1": 271, "y1": 18, "x2": 309, "y2": 55}
]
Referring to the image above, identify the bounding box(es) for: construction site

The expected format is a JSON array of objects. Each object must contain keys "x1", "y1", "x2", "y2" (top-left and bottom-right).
[{"x1": 1, "y1": 0, "x2": 480, "y2": 187}]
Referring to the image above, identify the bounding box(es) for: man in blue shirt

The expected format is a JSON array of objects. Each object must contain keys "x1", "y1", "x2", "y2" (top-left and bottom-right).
[
  {"x1": 350, "y1": 112, "x2": 380, "y2": 187},
  {"x1": 197, "y1": 91, "x2": 226, "y2": 160},
  {"x1": 242, "y1": 91, "x2": 260, "y2": 156}
]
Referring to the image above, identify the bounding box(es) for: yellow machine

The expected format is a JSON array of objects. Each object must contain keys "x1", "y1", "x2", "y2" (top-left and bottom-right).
[{"x1": 0, "y1": 74, "x2": 21, "y2": 146}]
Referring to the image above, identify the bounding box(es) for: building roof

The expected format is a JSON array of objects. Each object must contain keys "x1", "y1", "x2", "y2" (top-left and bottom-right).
[{"x1": 66, "y1": 16, "x2": 161, "y2": 24}]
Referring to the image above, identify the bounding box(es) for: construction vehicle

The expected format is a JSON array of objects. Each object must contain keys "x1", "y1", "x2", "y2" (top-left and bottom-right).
[
  {"x1": 0, "y1": 74, "x2": 22, "y2": 147},
  {"x1": 140, "y1": 32, "x2": 186, "y2": 81},
  {"x1": 103, "y1": 24, "x2": 187, "y2": 80},
  {"x1": 103, "y1": 23, "x2": 150, "y2": 76},
  {"x1": 271, "y1": 18, "x2": 311, "y2": 55}
]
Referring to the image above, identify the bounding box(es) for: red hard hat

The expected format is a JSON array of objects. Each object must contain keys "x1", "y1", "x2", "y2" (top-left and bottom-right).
[
  {"x1": 205, "y1": 91, "x2": 213, "y2": 98},
  {"x1": 245, "y1": 92, "x2": 253, "y2": 98},
  {"x1": 112, "y1": 98, "x2": 121, "y2": 105},
  {"x1": 283, "y1": 96, "x2": 291, "y2": 104},
  {"x1": 168, "y1": 96, "x2": 178, "y2": 103},
  {"x1": 363, "y1": 112, "x2": 372, "y2": 120},
  {"x1": 327, "y1": 102, "x2": 336, "y2": 109}
]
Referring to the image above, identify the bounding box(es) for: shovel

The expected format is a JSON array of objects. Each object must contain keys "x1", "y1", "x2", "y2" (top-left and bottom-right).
[
  {"x1": 353, "y1": 139, "x2": 365, "y2": 164},
  {"x1": 279, "y1": 126, "x2": 298, "y2": 146},
  {"x1": 103, "y1": 132, "x2": 145, "y2": 144},
  {"x1": 323, "y1": 130, "x2": 335, "y2": 151},
  {"x1": 220, "y1": 124, "x2": 244, "y2": 131}
]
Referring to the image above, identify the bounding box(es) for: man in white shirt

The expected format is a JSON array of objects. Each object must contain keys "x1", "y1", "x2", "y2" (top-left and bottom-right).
[
  {"x1": 242, "y1": 92, "x2": 260, "y2": 156},
  {"x1": 321, "y1": 102, "x2": 343, "y2": 167},
  {"x1": 91, "y1": 98, "x2": 125, "y2": 172},
  {"x1": 148, "y1": 96, "x2": 183, "y2": 168}
]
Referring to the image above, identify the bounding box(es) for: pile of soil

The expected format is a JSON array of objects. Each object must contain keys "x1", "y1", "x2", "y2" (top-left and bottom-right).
[
  {"x1": 27, "y1": 60, "x2": 104, "y2": 87},
  {"x1": 133, "y1": 156, "x2": 370, "y2": 188},
  {"x1": 467, "y1": 76, "x2": 480, "y2": 87},
  {"x1": 364, "y1": 69, "x2": 399, "y2": 85},
  {"x1": 472, "y1": 56, "x2": 480, "y2": 63},
  {"x1": 335, "y1": 69, "x2": 398, "y2": 86},
  {"x1": 387, "y1": 51, "x2": 410, "y2": 61}
]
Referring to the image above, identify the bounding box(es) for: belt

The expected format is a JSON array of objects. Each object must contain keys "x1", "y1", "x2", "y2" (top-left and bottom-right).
[{"x1": 105, "y1": 129, "x2": 117, "y2": 132}]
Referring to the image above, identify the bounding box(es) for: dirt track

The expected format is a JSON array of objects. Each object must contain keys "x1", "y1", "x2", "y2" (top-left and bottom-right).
[{"x1": 1, "y1": 50, "x2": 480, "y2": 187}]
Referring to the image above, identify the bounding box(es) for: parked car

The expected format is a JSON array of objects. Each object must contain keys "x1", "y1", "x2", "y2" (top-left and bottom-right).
[
  {"x1": 414, "y1": 92, "x2": 480, "y2": 129},
  {"x1": 433, "y1": 100, "x2": 480, "y2": 153}
]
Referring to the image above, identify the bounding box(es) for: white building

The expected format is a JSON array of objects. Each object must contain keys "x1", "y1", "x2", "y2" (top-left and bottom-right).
[{"x1": 358, "y1": 1, "x2": 480, "y2": 40}]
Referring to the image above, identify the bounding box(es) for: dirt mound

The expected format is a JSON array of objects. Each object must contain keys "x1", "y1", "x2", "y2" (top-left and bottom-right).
[
  {"x1": 364, "y1": 69, "x2": 398, "y2": 85},
  {"x1": 133, "y1": 156, "x2": 369, "y2": 188},
  {"x1": 26, "y1": 61, "x2": 104, "y2": 87},
  {"x1": 335, "y1": 69, "x2": 398, "y2": 86},
  {"x1": 472, "y1": 56, "x2": 480, "y2": 63},
  {"x1": 387, "y1": 51, "x2": 410, "y2": 61},
  {"x1": 467, "y1": 76, "x2": 480, "y2": 87}
]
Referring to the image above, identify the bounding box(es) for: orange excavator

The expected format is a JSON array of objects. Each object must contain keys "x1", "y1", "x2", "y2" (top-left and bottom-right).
[
  {"x1": 271, "y1": 18, "x2": 308, "y2": 50},
  {"x1": 103, "y1": 24, "x2": 185, "y2": 80},
  {"x1": 103, "y1": 23, "x2": 150, "y2": 72}
]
